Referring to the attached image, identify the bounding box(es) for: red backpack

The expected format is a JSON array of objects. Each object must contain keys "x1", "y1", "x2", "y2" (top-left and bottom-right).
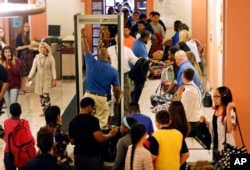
[{"x1": 8, "y1": 119, "x2": 36, "y2": 168}]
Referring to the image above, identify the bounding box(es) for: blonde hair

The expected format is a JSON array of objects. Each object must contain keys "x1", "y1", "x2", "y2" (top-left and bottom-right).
[
  {"x1": 179, "y1": 30, "x2": 190, "y2": 42},
  {"x1": 191, "y1": 161, "x2": 215, "y2": 170},
  {"x1": 186, "y1": 51, "x2": 202, "y2": 81}
]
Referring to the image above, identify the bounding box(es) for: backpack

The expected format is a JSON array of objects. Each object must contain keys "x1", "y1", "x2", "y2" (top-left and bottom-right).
[
  {"x1": 129, "y1": 58, "x2": 149, "y2": 83},
  {"x1": 8, "y1": 119, "x2": 36, "y2": 168}
]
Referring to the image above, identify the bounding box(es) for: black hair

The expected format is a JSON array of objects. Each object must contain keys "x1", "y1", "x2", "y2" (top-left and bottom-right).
[
  {"x1": 2, "y1": 46, "x2": 14, "y2": 60},
  {"x1": 140, "y1": 30, "x2": 150, "y2": 40},
  {"x1": 137, "y1": 20, "x2": 146, "y2": 26},
  {"x1": 156, "y1": 110, "x2": 171, "y2": 125},
  {"x1": 183, "y1": 68, "x2": 194, "y2": 81},
  {"x1": 169, "y1": 46, "x2": 180, "y2": 55},
  {"x1": 139, "y1": 14, "x2": 147, "y2": 19},
  {"x1": 174, "y1": 20, "x2": 182, "y2": 32},
  {"x1": 130, "y1": 123, "x2": 146, "y2": 170},
  {"x1": 124, "y1": 25, "x2": 131, "y2": 30},
  {"x1": 10, "y1": 103, "x2": 22, "y2": 117},
  {"x1": 168, "y1": 101, "x2": 190, "y2": 137},
  {"x1": 123, "y1": 116, "x2": 138, "y2": 130},
  {"x1": 151, "y1": 11, "x2": 160, "y2": 17},
  {"x1": 216, "y1": 86, "x2": 233, "y2": 123},
  {"x1": 45, "y1": 105, "x2": 61, "y2": 125},
  {"x1": 128, "y1": 102, "x2": 140, "y2": 113},
  {"x1": 80, "y1": 97, "x2": 95, "y2": 108},
  {"x1": 37, "y1": 127, "x2": 54, "y2": 153},
  {"x1": 176, "y1": 41, "x2": 190, "y2": 52}
]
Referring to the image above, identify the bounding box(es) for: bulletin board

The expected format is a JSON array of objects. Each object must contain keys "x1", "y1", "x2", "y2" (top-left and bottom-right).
[{"x1": 155, "y1": 0, "x2": 176, "y2": 28}]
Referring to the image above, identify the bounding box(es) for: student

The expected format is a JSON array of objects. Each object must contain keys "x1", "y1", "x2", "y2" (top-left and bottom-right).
[
  {"x1": 4, "y1": 103, "x2": 35, "y2": 170},
  {"x1": 127, "y1": 102, "x2": 154, "y2": 135},
  {"x1": 144, "y1": 110, "x2": 189, "y2": 170},
  {"x1": 112, "y1": 116, "x2": 138, "y2": 170},
  {"x1": 125, "y1": 123, "x2": 153, "y2": 170},
  {"x1": 2, "y1": 46, "x2": 21, "y2": 117},
  {"x1": 26, "y1": 127, "x2": 58, "y2": 170},
  {"x1": 181, "y1": 68, "x2": 202, "y2": 136},
  {"x1": 28, "y1": 42, "x2": 57, "y2": 116},
  {"x1": 68, "y1": 97, "x2": 118, "y2": 170},
  {"x1": 200, "y1": 86, "x2": 236, "y2": 163},
  {"x1": 44, "y1": 105, "x2": 71, "y2": 169}
]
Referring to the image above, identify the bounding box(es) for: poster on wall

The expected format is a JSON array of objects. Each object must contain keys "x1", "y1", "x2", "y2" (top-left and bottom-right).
[
  {"x1": 156, "y1": 0, "x2": 176, "y2": 28},
  {"x1": 12, "y1": 18, "x2": 21, "y2": 28}
]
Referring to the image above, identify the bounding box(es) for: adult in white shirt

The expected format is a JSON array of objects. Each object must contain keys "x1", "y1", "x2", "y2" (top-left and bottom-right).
[
  {"x1": 107, "y1": 35, "x2": 138, "y2": 114},
  {"x1": 181, "y1": 68, "x2": 202, "y2": 136}
]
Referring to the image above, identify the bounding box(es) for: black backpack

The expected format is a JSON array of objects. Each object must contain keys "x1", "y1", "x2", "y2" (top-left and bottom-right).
[
  {"x1": 129, "y1": 58, "x2": 149, "y2": 83},
  {"x1": 193, "y1": 122, "x2": 212, "y2": 150}
]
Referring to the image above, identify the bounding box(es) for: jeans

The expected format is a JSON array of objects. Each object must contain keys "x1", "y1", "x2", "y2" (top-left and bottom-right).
[
  {"x1": 132, "y1": 82, "x2": 145, "y2": 103},
  {"x1": 4, "y1": 89, "x2": 20, "y2": 117}
]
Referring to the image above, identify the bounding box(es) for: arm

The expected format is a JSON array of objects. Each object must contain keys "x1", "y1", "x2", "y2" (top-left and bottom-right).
[
  {"x1": 0, "y1": 83, "x2": 8, "y2": 100},
  {"x1": 226, "y1": 102, "x2": 236, "y2": 132},
  {"x1": 27, "y1": 57, "x2": 38, "y2": 81},
  {"x1": 180, "y1": 138, "x2": 189, "y2": 165},
  {"x1": 93, "y1": 128, "x2": 118, "y2": 143},
  {"x1": 50, "y1": 56, "x2": 57, "y2": 87},
  {"x1": 81, "y1": 28, "x2": 91, "y2": 54},
  {"x1": 175, "y1": 85, "x2": 184, "y2": 100},
  {"x1": 113, "y1": 86, "x2": 121, "y2": 104},
  {"x1": 180, "y1": 152, "x2": 190, "y2": 165}
]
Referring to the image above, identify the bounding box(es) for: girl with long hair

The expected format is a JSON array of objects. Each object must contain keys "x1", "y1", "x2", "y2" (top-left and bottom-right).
[
  {"x1": 16, "y1": 22, "x2": 33, "y2": 95},
  {"x1": 201, "y1": 86, "x2": 236, "y2": 162},
  {"x1": 2, "y1": 46, "x2": 21, "y2": 117},
  {"x1": 125, "y1": 123, "x2": 153, "y2": 170},
  {"x1": 168, "y1": 101, "x2": 190, "y2": 170}
]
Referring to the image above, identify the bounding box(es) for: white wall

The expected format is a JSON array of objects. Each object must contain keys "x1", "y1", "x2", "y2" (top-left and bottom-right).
[
  {"x1": 154, "y1": 0, "x2": 192, "y2": 40},
  {"x1": 46, "y1": 0, "x2": 84, "y2": 38}
]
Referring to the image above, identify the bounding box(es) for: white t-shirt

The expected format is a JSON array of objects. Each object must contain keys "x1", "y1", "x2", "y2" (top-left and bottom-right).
[
  {"x1": 181, "y1": 81, "x2": 202, "y2": 122},
  {"x1": 186, "y1": 40, "x2": 201, "y2": 63},
  {"x1": 107, "y1": 45, "x2": 138, "y2": 73}
]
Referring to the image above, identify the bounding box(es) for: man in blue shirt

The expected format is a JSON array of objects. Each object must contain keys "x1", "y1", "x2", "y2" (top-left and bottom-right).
[
  {"x1": 132, "y1": 30, "x2": 151, "y2": 103},
  {"x1": 175, "y1": 50, "x2": 203, "y2": 100},
  {"x1": 127, "y1": 102, "x2": 154, "y2": 136},
  {"x1": 81, "y1": 28, "x2": 121, "y2": 128}
]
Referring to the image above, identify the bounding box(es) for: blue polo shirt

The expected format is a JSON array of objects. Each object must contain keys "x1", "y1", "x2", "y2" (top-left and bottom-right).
[
  {"x1": 176, "y1": 60, "x2": 203, "y2": 93},
  {"x1": 128, "y1": 113, "x2": 154, "y2": 135},
  {"x1": 85, "y1": 53, "x2": 120, "y2": 94},
  {"x1": 132, "y1": 39, "x2": 148, "y2": 60}
]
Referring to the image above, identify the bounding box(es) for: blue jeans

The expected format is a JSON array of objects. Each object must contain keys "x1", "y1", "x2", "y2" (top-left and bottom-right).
[
  {"x1": 132, "y1": 82, "x2": 145, "y2": 103},
  {"x1": 4, "y1": 89, "x2": 20, "y2": 117}
]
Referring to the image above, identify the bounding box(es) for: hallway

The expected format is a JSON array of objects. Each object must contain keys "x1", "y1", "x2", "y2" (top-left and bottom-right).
[{"x1": 0, "y1": 78, "x2": 213, "y2": 169}]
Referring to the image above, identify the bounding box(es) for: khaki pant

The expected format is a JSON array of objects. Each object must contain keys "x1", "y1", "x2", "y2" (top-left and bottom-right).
[{"x1": 84, "y1": 92, "x2": 109, "y2": 128}]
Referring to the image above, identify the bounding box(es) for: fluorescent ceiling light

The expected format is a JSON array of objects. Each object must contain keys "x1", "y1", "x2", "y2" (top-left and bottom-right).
[{"x1": 0, "y1": 2, "x2": 46, "y2": 17}]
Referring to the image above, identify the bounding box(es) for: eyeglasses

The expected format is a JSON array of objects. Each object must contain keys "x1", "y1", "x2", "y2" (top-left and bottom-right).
[{"x1": 213, "y1": 95, "x2": 221, "y2": 98}]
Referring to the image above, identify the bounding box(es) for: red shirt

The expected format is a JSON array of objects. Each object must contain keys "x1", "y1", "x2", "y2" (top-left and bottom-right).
[{"x1": 6, "y1": 58, "x2": 21, "y2": 90}]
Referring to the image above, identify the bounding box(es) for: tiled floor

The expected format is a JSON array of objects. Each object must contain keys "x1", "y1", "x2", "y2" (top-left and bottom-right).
[{"x1": 0, "y1": 78, "x2": 213, "y2": 169}]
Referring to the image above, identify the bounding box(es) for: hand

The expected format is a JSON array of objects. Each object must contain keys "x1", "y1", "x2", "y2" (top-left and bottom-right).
[
  {"x1": 81, "y1": 28, "x2": 87, "y2": 37},
  {"x1": 109, "y1": 127, "x2": 118, "y2": 137},
  {"x1": 227, "y1": 102, "x2": 236, "y2": 111},
  {"x1": 200, "y1": 115, "x2": 206, "y2": 122},
  {"x1": 52, "y1": 79, "x2": 56, "y2": 87}
]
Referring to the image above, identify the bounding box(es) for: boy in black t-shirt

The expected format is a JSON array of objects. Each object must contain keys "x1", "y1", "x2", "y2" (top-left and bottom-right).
[{"x1": 68, "y1": 97, "x2": 118, "y2": 170}]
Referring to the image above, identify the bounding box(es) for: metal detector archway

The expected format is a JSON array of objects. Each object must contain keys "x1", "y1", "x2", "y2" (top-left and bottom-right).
[{"x1": 74, "y1": 14, "x2": 124, "y2": 124}]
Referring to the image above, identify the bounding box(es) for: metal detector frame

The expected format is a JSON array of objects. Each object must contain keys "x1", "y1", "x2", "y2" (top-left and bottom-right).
[{"x1": 74, "y1": 14, "x2": 124, "y2": 122}]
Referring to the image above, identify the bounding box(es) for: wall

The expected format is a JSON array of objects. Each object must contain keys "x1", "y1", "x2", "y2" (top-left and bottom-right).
[
  {"x1": 46, "y1": 0, "x2": 84, "y2": 39},
  {"x1": 223, "y1": 0, "x2": 250, "y2": 150}
]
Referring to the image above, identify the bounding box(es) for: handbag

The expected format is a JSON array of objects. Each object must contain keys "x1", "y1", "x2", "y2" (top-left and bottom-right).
[
  {"x1": 150, "y1": 81, "x2": 173, "y2": 107},
  {"x1": 218, "y1": 109, "x2": 248, "y2": 169},
  {"x1": 203, "y1": 91, "x2": 212, "y2": 107},
  {"x1": 193, "y1": 122, "x2": 212, "y2": 150}
]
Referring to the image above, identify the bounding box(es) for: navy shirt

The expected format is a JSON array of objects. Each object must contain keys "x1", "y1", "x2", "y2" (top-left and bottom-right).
[
  {"x1": 85, "y1": 53, "x2": 120, "y2": 94},
  {"x1": 128, "y1": 113, "x2": 154, "y2": 135}
]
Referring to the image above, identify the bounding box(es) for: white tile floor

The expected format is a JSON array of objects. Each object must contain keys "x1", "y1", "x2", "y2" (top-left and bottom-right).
[{"x1": 0, "y1": 78, "x2": 213, "y2": 169}]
